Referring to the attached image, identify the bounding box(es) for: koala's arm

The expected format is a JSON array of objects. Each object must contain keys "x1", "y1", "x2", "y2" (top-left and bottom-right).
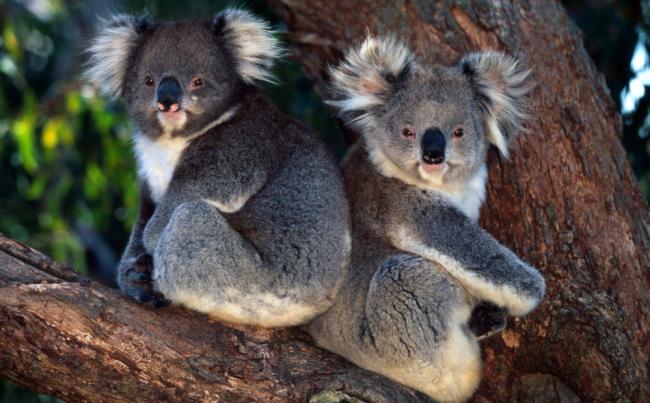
[
  {"x1": 116, "y1": 185, "x2": 156, "y2": 290},
  {"x1": 392, "y1": 203, "x2": 545, "y2": 316},
  {"x1": 142, "y1": 158, "x2": 269, "y2": 252}
]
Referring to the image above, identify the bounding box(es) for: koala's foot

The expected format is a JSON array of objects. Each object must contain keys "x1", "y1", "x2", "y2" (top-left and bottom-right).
[
  {"x1": 468, "y1": 301, "x2": 507, "y2": 339},
  {"x1": 123, "y1": 253, "x2": 171, "y2": 308}
]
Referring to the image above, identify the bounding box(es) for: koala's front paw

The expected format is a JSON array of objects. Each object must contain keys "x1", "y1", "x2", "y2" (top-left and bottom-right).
[
  {"x1": 484, "y1": 254, "x2": 546, "y2": 316},
  {"x1": 123, "y1": 253, "x2": 171, "y2": 308},
  {"x1": 468, "y1": 302, "x2": 507, "y2": 339}
]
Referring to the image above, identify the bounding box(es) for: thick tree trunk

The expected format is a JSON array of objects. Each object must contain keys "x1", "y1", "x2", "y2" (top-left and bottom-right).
[
  {"x1": 265, "y1": 0, "x2": 650, "y2": 401},
  {"x1": 0, "y1": 235, "x2": 427, "y2": 402}
]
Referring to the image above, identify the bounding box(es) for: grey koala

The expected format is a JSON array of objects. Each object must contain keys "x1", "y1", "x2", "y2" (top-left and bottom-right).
[
  {"x1": 306, "y1": 37, "x2": 546, "y2": 401},
  {"x1": 84, "y1": 9, "x2": 350, "y2": 327}
]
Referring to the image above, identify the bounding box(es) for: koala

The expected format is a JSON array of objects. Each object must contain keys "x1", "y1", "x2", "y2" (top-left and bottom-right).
[
  {"x1": 306, "y1": 37, "x2": 546, "y2": 402},
  {"x1": 84, "y1": 9, "x2": 351, "y2": 327}
]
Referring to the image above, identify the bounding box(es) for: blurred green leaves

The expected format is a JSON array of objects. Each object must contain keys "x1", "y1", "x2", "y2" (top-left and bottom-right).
[{"x1": 0, "y1": 2, "x2": 137, "y2": 274}]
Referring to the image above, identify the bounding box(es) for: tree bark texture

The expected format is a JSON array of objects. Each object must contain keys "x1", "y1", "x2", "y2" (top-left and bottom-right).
[
  {"x1": 0, "y1": 235, "x2": 429, "y2": 402},
  {"x1": 264, "y1": 1, "x2": 649, "y2": 401}
]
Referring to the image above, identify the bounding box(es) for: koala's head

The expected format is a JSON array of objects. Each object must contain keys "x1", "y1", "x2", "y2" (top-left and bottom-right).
[
  {"x1": 329, "y1": 37, "x2": 531, "y2": 190},
  {"x1": 85, "y1": 9, "x2": 282, "y2": 138}
]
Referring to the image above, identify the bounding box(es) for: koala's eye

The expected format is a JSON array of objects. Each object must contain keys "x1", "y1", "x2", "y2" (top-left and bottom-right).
[
  {"x1": 453, "y1": 128, "x2": 464, "y2": 138},
  {"x1": 144, "y1": 76, "x2": 154, "y2": 87},
  {"x1": 191, "y1": 78, "x2": 204, "y2": 90},
  {"x1": 402, "y1": 127, "x2": 415, "y2": 139}
]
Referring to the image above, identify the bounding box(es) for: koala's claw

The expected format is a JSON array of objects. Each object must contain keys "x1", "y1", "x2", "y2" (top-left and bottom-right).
[
  {"x1": 468, "y1": 302, "x2": 507, "y2": 339},
  {"x1": 123, "y1": 253, "x2": 170, "y2": 308},
  {"x1": 139, "y1": 291, "x2": 171, "y2": 308}
]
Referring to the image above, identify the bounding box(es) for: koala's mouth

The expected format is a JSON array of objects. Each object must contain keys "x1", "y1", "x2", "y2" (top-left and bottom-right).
[
  {"x1": 157, "y1": 110, "x2": 188, "y2": 133},
  {"x1": 420, "y1": 161, "x2": 447, "y2": 174},
  {"x1": 158, "y1": 110, "x2": 185, "y2": 122},
  {"x1": 418, "y1": 161, "x2": 449, "y2": 184}
]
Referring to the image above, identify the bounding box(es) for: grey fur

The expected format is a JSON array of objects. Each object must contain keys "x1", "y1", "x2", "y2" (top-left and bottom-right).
[
  {"x1": 86, "y1": 9, "x2": 350, "y2": 327},
  {"x1": 308, "y1": 37, "x2": 545, "y2": 401}
]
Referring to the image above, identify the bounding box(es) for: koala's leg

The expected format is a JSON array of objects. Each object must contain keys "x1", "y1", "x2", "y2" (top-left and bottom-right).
[
  {"x1": 152, "y1": 199, "x2": 344, "y2": 327},
  {"x1": 308, "y1": 255, "x2": 481, "y2": 402},
  {"x1": 116, "y1": 186, "x2": 169, "y2": 307}
]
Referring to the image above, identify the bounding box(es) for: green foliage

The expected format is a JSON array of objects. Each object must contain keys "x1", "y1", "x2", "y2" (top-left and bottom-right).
[{"x1": 0, "y1": 3, "x2": 138, "y2": 273}]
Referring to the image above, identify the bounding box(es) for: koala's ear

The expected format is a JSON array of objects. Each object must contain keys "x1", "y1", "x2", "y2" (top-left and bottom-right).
[
  {"x1": 213, "y1": 9, "x2": 283, "y2": 85},
  {"x1": 85, "y1": 14, "x2": 153, "y2": 99},
  {"x1": 328, "y1": 36, "x2": 415, "y2": 129},
  {"x1": 460, "y1": 52, "x2": 532, "y2": 157}
]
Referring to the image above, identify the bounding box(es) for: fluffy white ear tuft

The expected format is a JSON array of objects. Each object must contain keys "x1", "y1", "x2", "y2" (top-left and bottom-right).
[
  {"x1": 85, "y1": 14, "x2": 151, "y2": 100},
  {"x1": 214, "y1": 9, "x2": 284, "y2": 85},
  {"x1": 461, "y1": 52, "x2": 533, "y2": 158},
  {"x1": 328, "y1": 36, "x2": 415, "y2": 129}
]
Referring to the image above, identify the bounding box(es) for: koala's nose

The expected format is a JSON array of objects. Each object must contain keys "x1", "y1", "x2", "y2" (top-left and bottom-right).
[
  {"x1": 156, "y1": 77, "x2": 182, "y2": 112},
  {"x1": 421, "y1": 128, "x2": 446, "y2": 165}
]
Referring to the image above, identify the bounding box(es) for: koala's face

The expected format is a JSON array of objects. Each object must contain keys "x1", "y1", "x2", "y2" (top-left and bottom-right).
[
  {"x1": 86, "y1": 10, "x2": 281, "y2": 139},
  {"x1": 329, "y1": 37, "x2": 530, "y2": 190},
  {"x1": 371, "y1": 67, "x2": 488, "y2": 187},
  {"x1": 124, "y1": 22, "x2": 238, "y2": 138}
]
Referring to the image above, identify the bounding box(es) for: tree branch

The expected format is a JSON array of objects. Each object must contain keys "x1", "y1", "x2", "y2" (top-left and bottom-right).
[{"x1": 0, "y1": 234, "x2": 428, "y2": 402}]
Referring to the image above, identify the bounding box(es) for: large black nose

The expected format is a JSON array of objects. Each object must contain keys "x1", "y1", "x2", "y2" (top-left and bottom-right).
[
  {"x1": 156, "y1": 77, "x2": 182, "y2": 112},
  {"x1": 421, "y1": 128, "x2": 446, "y2": 165}
]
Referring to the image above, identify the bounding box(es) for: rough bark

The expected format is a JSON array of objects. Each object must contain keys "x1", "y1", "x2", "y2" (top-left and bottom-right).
[
  {"x1": 265, "y1": 0, "x2": 650, "y2": 401},
  {"x1": 0, "y1": 234, "x2": 428, "y2": 402}
]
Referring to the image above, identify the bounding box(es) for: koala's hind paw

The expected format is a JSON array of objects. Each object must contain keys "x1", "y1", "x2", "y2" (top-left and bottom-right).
[
  {"x1": 125, "y1": 253, "x2": 153, "y2": 285},
  {"x1": 139, "y1": 290, "x2": 171, "y2": 308},
  {"x1": 124, "y1": 253, "x2": 171, "y2": 308},
  {"x1": 469, "y1": 302, "x2": 507, "y2": 339}
]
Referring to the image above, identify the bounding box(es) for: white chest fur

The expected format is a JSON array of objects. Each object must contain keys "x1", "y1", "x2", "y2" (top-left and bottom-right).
[
  {"x1": 427, "y1": 164, "x2": 488, "y2": 221},
  {"x1": 447, "y1": 164, "x2": 487, "y2": 221},
  {"x1": 134, "y1": 134, "x2": 189, "y2": 203},
  {"x1": 132, "y1": 107, "x2": 239, "y2": 204}
]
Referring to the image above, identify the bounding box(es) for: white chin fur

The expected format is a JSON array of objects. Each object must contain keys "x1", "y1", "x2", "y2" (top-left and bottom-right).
[
  {"x1": 136, "y1": 106, "x2": 239, "y2": 203},
  {"x1": 418, "y1": 163, "x2": 449, "y2": 186},
  {"x1": 157, "y1": 111, "x2": 188, "y2": 134}
]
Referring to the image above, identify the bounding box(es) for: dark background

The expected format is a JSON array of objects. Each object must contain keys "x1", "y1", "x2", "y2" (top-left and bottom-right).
[{"x1": 0, "y1": 0, "x2": 645, "y2": 401}]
